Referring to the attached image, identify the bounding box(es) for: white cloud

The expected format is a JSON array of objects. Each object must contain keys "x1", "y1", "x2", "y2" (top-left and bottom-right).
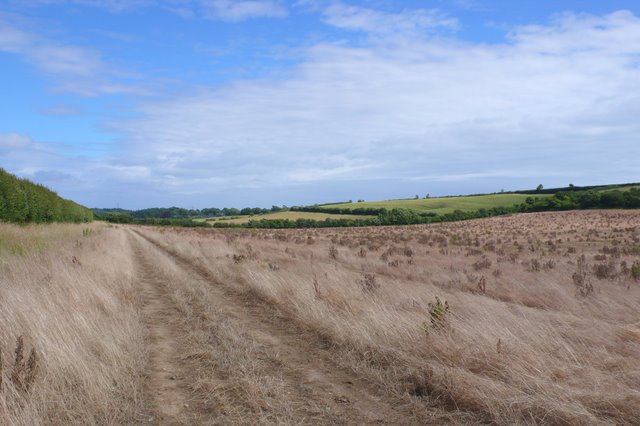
[
  {"x1": 509, "y1": 10, "x2": 640, "y2": 54},
  {"x1": 0, "y1": 133, "x2": 33, "y2": 151},
  {"x1": 4, "y1": 7, "x2": 640, "y2": 206},
  {"x1": 39, "y1": 103, "x2": 81, "y2": 116},
  {"x1": 11, "y1": 0, "x2": 289, "y2": 21},
  {"x1": 0, "y1": 24, "x2": 30, "y2": 52},
  {"x1": 0, "y1": 22, "x2": 99, "y2": 76},
  {"x1": 15, "y1": 0, "x2": 151, "y2": 13},
  {"x1": 200, "y1": 0, "x2": 287, "y2": 20},
  {"x1": 0, "y1": 16, "x2": 144, "y2": 95},
  {"x1": 30, "y1": 44, "x2": 102, "y2": 76},
  {"x1": 323, "y1": 2, "x2": 458, "y2": 34},
  {"x1": 104, "y1": 10, "x2": 640, "y2": 199}
]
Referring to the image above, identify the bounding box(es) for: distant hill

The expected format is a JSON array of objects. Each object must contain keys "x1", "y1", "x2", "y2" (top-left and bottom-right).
[
  {"x1": 303, "y1": 183, "x2": 640, "y2": 215},
  {"x1": 0, "y1": 168, "x2": 92, "y2": 223},
  {"x1": 94, "y1": 181, "x2": 640, "y2": 229},
  {"x1": 314, "y1": 193, "x2": 544, "y2": 215}
]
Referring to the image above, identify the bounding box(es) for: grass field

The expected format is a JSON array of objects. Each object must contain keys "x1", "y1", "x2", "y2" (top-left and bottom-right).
[
  {"x1": 600, "y1": 185, "x2": 640, "y2": 192},
  {"x1": 0, "y1": 223, "x2": 145, "y2": 424},
  {"x1": 320, "y1": 193, "x2": 549, "y2": 214},
  {"x1": 205, "y1": 210, "x2": 374, "y2": 224},
  {"x1": 3, "y1": 211, "x2": 640, "y2": 424}
]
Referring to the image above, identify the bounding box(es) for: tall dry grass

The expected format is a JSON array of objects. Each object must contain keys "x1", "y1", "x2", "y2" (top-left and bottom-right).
[
  {"x1": 128, "y1": 232, "x2": 308, "y2": 424},
  {"x1": 0, "y1": 223, "x2": 145, "y2": 425},
  {"x1": 138, "y1": 211, "x2": 640, "y2": 425}
]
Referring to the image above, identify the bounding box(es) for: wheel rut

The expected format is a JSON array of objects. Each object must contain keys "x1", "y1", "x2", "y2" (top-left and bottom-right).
[
  {"x1": 131, "y1": 235, "x2": 209, "y2": 425},
  {"x1": 131, "y1": 228, "x2": 428, "y2": 425}
]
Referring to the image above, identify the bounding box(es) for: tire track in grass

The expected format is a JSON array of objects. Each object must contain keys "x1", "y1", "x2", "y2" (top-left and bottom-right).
[
  {"x1": 131, "y1": 235, "x2": 212, "y2": 425},
  {"x1": 131, "y1": 228, "x2": 430, "y2": 425}
]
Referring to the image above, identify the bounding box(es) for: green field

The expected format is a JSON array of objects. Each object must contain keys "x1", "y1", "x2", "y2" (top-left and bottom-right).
[
  {"x1": 206, "y1": 211, "x2": 374, "y2": 224},
  {"x1": 320, "y1": 193, "x2": 550, "y2": 215},
  {"x1": 599, "y1": 185, "x2": 640, "y2": 193}
]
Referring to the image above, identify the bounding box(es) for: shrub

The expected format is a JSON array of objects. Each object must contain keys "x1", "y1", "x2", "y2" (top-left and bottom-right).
[
  {"x1": 476, "y1": 276, "x2": 487, "y2": 294},
  {"x1": 631, "y1": 262, "x2": 640, "y2": 281},
  {"x1": 593, "y1": 261, "x2": 616, "y2": 279},
  {"x1": 473, "y1": 257, "x2": 492, "y2": 271},
  {"x1": 424, "y1": 297, "x2": 450, "y2": 334},
  {"x1": 328, "y1": 245, "x2": 339, "y2": 260},
  {"x1": 2, "y1": 336, "x2": 39, "y2": 393},
  {"x1": 573, "y1": 271, "x2": 594, "y2": 296},
  {"x1": 359, "y1": 273, "x2": 379, "y2": 293}
]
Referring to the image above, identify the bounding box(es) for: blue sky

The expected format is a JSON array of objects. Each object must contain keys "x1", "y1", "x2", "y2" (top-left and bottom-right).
[{"x1": 1, "y1": 1, "x2": 640, "y2": 209}]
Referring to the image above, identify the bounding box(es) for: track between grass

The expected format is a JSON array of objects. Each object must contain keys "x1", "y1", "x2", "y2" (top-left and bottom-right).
[
  {"x1": 130, "y1": 229, "x2": 427, "y2": 424},
  {"x1": 130, "y1": 233, "x2": 208, "y2": 424}
]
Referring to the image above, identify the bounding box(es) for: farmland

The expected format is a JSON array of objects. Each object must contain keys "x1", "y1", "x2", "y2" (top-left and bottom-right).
[
  {"x1": 319, "y1": 193, "x2": 550, "y2": 214},
  {"x1": 2, "y1": 210, "x2": 639, "y2": 424},
  {"x1": 205, "y1": 210, "x2": 375, "y2": 224}
]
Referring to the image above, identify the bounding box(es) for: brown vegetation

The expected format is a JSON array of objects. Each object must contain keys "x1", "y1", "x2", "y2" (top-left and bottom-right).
[
  {"x1": 0, "y1": 223, "x2": 145, "y2": 424},
  {"x1": 2, "y1": 210, "x2": 640, "y2": 424},
  {"x1": 134, "y1": 210, "x2": 640, "y2": 424}
]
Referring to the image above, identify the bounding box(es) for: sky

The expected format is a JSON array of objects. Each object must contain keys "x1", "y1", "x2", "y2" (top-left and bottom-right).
[{"x1": 1, "y1": 1, "x2": 640, "y2": 209}]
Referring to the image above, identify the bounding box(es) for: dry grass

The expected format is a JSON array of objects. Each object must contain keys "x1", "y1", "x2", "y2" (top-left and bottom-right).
[
  {"x1": 137, "y1": 210, "x2": 640, "y2": 425},
  {"x1": 0, "y1": 223, "x2": 145, "y2": 425},
  {"x1": 0, "y1": 223, "x2": 91, "y2": 257},
  {"x1": 128, "y1": 233, "x2": 307, "y2": 423},
  {"x1": 3, "y1": 211, "x2": 640, "y2": 424}
]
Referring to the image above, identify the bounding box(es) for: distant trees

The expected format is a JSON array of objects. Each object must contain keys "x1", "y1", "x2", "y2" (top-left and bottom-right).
[
  {"x1": 536, "y1": 184, "x2": 544, "y2": 192},
  {"x1": 519, "y1": 189, "x2": 640, "y2": 212},
  {"x1": 97, "y1": 184, "x2": 640, "y2": 230},
  {"x1": 0, "y1": 168, "x2": 92, "y2": 223},
  {"x1": 94, "y1": 205, "x2": 291, "y2": 221}
]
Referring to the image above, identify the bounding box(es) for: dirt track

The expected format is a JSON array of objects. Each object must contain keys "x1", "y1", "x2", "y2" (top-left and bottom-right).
[
  {"x1": 132, "y1": 234, "x2": 207, "y2": 424},
  {"x1": 129, "y1": 229, "x2": 426, "y2": 425}
]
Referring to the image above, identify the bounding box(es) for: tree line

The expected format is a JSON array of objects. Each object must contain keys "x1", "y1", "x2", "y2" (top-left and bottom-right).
[
  {"x1": 98, "y1": 187, "x2": 640, "y2": 229},
  {"x1": 0, "y1": 168, "x2": 93, "y2": 223},
  {"x1": 290, "y1": 205, "x2": 386, "y2": 216},
  {"x1": 215, "y1": 188, "x2": 640, "y2": 229},
  {"x1": 93, "y1": 205, "x2": 287, "y2": 221}
]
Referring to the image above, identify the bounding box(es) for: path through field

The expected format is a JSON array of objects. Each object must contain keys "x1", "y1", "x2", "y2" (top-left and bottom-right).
[
  {"x1": 129, "y1": 230, "x2": 426, "y2": 425},
  {"x1": 132, "y1": 235, "x2": 206, "y2": 424}
]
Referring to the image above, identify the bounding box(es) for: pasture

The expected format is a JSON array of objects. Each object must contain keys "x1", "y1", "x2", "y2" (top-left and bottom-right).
[{"x1": 320, "y1": 193, "x2": 549, "y2": 214}]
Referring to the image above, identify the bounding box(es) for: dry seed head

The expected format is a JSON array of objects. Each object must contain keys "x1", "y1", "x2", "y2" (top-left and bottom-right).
[
  {"x1": 11, "y1": 336, "x2": 26, "y2": 390},
  {"x1": 25, "y1": 348, "x2": 38, "y2": 391}
]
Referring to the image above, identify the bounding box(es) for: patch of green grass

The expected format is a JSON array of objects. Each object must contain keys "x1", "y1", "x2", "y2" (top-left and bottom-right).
[
  {"x1": 193, "y1": 215, "x2": 240, "y2": 223},
  {"x1": 0, "y1": 223, "x2": 95, "y2": 258},
  {"x1": 321, "y1": 193, "x2": 550, "y2": 215},
  {"x1": 206, "y1": 211, "x2": 375, "y2": 224},
  {"x1": 598, "y1": 185, "x2": 640, "y2": 193}
]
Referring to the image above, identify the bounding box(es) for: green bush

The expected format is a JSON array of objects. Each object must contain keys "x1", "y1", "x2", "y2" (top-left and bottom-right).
[
  {"x1": 631, "y1": 262, "x2": 640, "y2": 281},
  {"x1": 0, "y1": 169, "x2": 92, "y2": 223}
]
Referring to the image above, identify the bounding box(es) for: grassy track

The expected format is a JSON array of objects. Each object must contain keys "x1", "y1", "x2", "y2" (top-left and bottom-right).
[
  {"x1": 206, "y1": 211, "x2": 374, "y2": 224},
  {"x1": 320, "y1": 193, "x2": 549, "y2": 214}
]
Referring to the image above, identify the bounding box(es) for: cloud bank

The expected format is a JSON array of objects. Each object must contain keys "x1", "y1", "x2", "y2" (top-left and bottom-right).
[
  {"x1": 100, "y1": 9, "x2": 640, "y2": 206},
  {"x1": 3, "y1": 4, "x2": 640, "y2": 207}
]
